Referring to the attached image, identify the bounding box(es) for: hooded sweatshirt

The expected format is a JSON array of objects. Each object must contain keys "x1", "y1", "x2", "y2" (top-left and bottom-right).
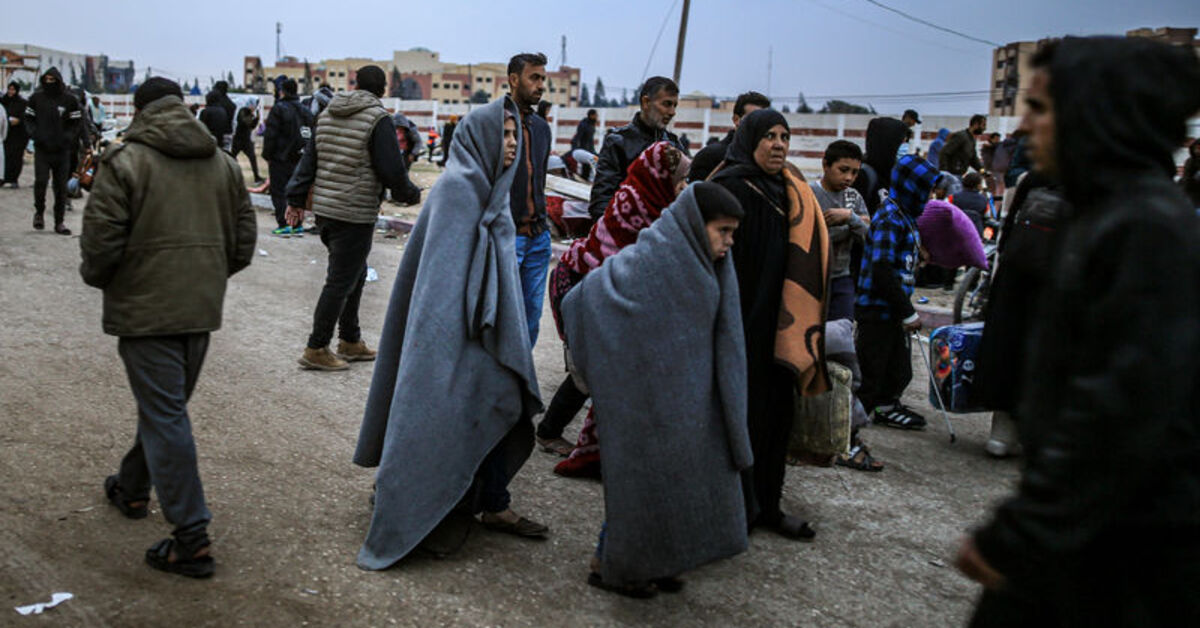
[
  {"x1": 2, "y1": 82, "x2": 29, "y2": 147},
  {"x1": 79, "y1": 95, "x2": 256, "y2": 336},
  {"x1": 926, "y1": 128, "x2": 950, "y2": 169},
  {"x1": 198, "y1": 91, "x2": 231, "y2": 142},
  {"x1": 23, "y1": 68, "x2": 81, "y2": 152},
  {"x1": 855, "y1": 155, "x2": 942, "y2": 320},
  {"x1": 972, "y1": 37, "x2": 1200, "y2": 614}
]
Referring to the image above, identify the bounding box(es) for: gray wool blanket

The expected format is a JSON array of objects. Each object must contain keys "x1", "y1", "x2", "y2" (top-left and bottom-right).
[
  {"x1": 562, "y1": 185, "x2": 753, "y2": 584},
  {"x1": 352, "y1": 97, "x2": 542, "y2": 570}
]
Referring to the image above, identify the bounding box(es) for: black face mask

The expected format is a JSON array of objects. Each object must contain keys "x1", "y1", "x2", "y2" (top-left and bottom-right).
[{"x1": 43, "y1": 80, "x2": 63, "y2": 97}]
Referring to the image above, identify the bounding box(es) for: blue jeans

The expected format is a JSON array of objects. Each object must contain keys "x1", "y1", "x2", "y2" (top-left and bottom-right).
[{"x1": 514, "y1": 230, "x2": 552, "y2": 347}]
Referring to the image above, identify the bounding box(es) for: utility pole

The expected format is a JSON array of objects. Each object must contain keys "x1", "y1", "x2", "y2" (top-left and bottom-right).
[
  {"x1": 767, "y1": 46, "x2": 773, "y2": 97},
  {"x1": 275, "y1": 22, "x2": 282, "y2": 63},
  {"x1": 672, "y1": 0, "x2": 691, "y2": 87}
]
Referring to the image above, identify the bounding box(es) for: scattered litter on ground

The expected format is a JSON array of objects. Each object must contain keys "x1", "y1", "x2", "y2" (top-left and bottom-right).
[
  {"x1": 366, "y1": 267, "x2": 379, "y2": 282},
  {"x1": 14, "y1": 592, "x2": 73, "y2": 616},
  {"x1": 258, "y1": 249, "x2": 269, "y2": 257}
]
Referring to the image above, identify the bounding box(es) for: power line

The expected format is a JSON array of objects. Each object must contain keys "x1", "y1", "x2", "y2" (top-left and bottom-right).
[
  {"x1": 859, "y1": 0, "x2": 1001, "y2": 47},
  {"x1": 641, "y1": 0, "x2": 681, "y2": 84},
  {"x1": 799, "y1": 0, "x2": 978, "y2": 55}
]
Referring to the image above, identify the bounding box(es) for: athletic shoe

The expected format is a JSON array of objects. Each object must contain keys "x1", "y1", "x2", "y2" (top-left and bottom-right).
[
  {"x1": 872, "y1": 405, "x2": 927, "y2": 430},
  {"x1": 291, "y1": 225, "x2": 304, "y2": 237},
  {"x1": 271, "y1": 226, "x2": 291, "y2": 238}
]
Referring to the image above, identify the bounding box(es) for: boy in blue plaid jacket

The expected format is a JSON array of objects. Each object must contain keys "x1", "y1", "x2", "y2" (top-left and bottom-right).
[{"x1": 855, "y1": 155, "x2": 942, "y2": 430}]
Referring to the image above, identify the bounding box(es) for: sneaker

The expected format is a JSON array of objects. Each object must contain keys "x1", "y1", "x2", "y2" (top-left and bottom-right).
[
  {"x1": 872, "y1": 405, "x2": 927, "y2": 430},
  {"x1": 290, "y1": 225, "x2": 304, "y2": 237},
  {"x1": 336, "y1": 339, "x2": 377, "y2": 362},
  {"x1": 298, "y1": 347, "x2": 349, "y2": 371},
  {"x1": 54, "y1": 223, "x2": 72, "y2": 236},
  {"x1": 271, "y1": 226, "x2": 291, "y2": 238}
]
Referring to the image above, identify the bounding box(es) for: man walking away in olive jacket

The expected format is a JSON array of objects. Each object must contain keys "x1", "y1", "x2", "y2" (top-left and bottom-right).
[{"x1": 80, "y1": 78, "x2": 257, "y2": 579}]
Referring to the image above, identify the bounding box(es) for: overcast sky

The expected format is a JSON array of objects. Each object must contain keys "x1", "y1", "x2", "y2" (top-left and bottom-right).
[{"x1": 3, "y1": 0, "x2": 1198, "y2": 114}]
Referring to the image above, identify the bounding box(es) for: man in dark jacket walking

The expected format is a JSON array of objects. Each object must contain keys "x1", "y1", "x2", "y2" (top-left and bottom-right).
[
  {"x1": 285, "y1": 65, "x2": 421, "y2": 371},
  {"x1": 198, "y1": 91, "x2": 231, "y2": 147},
  {"x1": 81, "y1": 78, "x2": 256, "y2": 579},
  {"x1": 262, "y1": 78, "x2": 313, "y2": 236},
  {"x1": 23, "y1": 67, "x2": 81, "y2": 234},
  {"x1": 955, "y1": 37, "x2": 1200, "y2": 627},
  {"x1": 2, "y1": 81, "x2": 29, "y2": 187},
  {"x1": 569, "y1": 108, "x2": 597, "y2": 153},
  {"x1": 212, "y1": 80, "x2": 236, "y2": 126},
  {"x1": 940, "y1": 114, "x2": 987, "y2": 177},
  {"x1": 587, "y1": 76, "x2": 681, "y2": 220},
  {"x1": 506, "y1": 53, "x2": 553, "y2": 347}
]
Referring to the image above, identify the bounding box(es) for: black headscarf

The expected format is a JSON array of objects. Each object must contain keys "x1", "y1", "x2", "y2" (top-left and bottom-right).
[
  {"x1": 712, "y1": 108, "x2": 790, "y2": 204},
  {"x1": 1048, "y1": 36, "x2": 1200, "y2": 208}
]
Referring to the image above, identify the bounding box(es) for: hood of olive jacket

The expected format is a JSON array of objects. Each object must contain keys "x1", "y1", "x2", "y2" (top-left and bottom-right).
[{"x1": 123, "y1": 95, "x2": 217, "y2": 159}]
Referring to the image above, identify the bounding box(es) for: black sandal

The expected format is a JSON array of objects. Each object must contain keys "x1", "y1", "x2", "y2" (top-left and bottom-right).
[
  {"x1": 835, "y1": 444, "x2": 885, "y2": 472},
  {"x1": 587, "y1": 572, "x2": 657, "y2": 599},
  {"x1": 145, "y1": 537, "x2": 214, "y2": 579},
  {"x1": 104, "y1": 475, "x2": 149, "y2": 519}
]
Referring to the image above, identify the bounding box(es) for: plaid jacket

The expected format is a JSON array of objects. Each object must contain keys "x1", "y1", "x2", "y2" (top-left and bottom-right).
[{"x1": 855, "y1": 200, "x2": 919, "y2": 317}]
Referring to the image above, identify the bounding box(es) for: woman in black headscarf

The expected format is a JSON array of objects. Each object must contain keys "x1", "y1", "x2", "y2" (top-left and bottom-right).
[{"x1": 712, "y1": 109, "x2": 828, "y2": 541}]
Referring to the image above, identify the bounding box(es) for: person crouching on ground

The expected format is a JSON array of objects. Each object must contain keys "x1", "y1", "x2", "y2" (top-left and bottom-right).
[
  {"x1": 285, "y1": 65, "x2": 421, "y2": 371},
  {"x1": 80, "y1": 78, "x2": 257, "y2": 578},
  {"x1": 352, "y1": 99, "x2": 547, "y2": 570},
  {"x1": 562, "y1": 182, "x2": 751, "y2": 598}
]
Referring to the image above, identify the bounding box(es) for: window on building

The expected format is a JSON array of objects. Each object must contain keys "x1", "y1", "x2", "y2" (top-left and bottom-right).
[
  {"x1": 996, "y1": 59, "x2": 1005, "y2": 69},
  {"x1": 995, "y1": 100, "x2": 1004, "y2": 108},
  {"x1": 432, "y1": 83, "x2": 440, "y2": 88},
  {"x1": 485, "y1": 77, "x2": 492, "y2": 82}
]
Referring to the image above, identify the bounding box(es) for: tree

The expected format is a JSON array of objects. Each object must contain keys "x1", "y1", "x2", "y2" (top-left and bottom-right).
[
  {"x1": 594, "y1": 77, "x2": 607, "y2": 108},
  {"x1": 303, "y1": 60, "x2": 313, "y2": 95},
  {"x1": 226, "y1": 71, "x2": 235, "y2": 88},
  {"x1": 579, "y1": 84, "x2": 590, "y2": 107},
  {"x1": 781, "y1": 104, "x2": 791, "y2": 113},
  {"x1": 389, "y1": 67, "x2": 403, "y2": 98},
  {"x1": 818, "y1": 99, "x2": 872, "y2": 114},
  {"x1": 470, "y1": 89, "x2": 490, "y2": 104},
  {"x1": 797, "y1": 92, "x2": 814, "y2": 114}
]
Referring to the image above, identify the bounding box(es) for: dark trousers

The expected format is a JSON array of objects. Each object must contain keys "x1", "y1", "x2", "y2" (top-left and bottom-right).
[
  {"x1": 307, "y1": 217, "x2": 373, "y2": 350},
  {"x1": 827, "y1": 275, "x2": 857, "y2": 322},
  {"x1": 268, "y1": 158, "x2": 298, "y2": 228},
  {"x1": 33, "y1": 149, "x2": 69, "y2": 223},
  {"x1": 231, "y1": 137, "x2": 261, "y2": 181},
  {"x1": 745, "y1": 364, "x2": 795, "y2": 524},
  {"x1": 4, "y1": 138, "x2": 26, "y2": 183},
  {"x1": 536, "y1": 374, "x2": 589, "y2": 440},
  {"x1": 116, "y1": 334, "x2": 212, "y2": 538},
  {"x1": 855, "y1": 314, "x2": 913, "y2": 411}
]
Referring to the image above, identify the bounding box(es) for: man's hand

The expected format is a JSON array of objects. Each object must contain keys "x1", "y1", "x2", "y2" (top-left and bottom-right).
[
  {"x1": 285, "y1": 206, "x2": 305, "y2": 228},
  {"x1": 902, "y1": 313, "x2": 923, "y2": 333},
  {"x1": 823, "y1": 208, "x2": 852, "y2": 226},
  {"x1": 954, "y1": 536, "x2": 1006, "y2": 590}
]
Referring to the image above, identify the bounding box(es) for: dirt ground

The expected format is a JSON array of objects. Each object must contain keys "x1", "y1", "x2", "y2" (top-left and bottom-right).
[{"x1": 0, "y1": 158, "x2": 1018, "y2": 627}]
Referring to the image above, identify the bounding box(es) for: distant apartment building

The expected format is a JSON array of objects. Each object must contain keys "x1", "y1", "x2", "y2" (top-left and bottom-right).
[
  {"x1": 247, "y1": 47, "x2": 581, "y2": 106},
  {"x1": 990, "y1": 27, "x2": 1199, "y2": 118},
  {"x1": 0, "y1": 43, "x2": 137, "y2": 92}
]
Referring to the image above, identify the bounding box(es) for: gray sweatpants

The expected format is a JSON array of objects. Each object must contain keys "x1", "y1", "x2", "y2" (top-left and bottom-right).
[{"x1": 115, "y1": 334, "x2": 212, "y2": 537}]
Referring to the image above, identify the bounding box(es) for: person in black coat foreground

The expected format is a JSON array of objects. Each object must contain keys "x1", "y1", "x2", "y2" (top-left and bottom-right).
[{"x1": 955, "y1": 36, "x2": 1200, "y2": 628}]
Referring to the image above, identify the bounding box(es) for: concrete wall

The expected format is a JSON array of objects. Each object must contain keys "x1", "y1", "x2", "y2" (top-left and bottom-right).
[{"x1": 94, "y1": 94, "x2": 1198, "y2": 178}]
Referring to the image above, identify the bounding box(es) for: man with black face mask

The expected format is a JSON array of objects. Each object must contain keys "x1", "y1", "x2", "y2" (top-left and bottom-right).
[{"x1": 24, "y1": 67, "x2": 81, "y2": 234}]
